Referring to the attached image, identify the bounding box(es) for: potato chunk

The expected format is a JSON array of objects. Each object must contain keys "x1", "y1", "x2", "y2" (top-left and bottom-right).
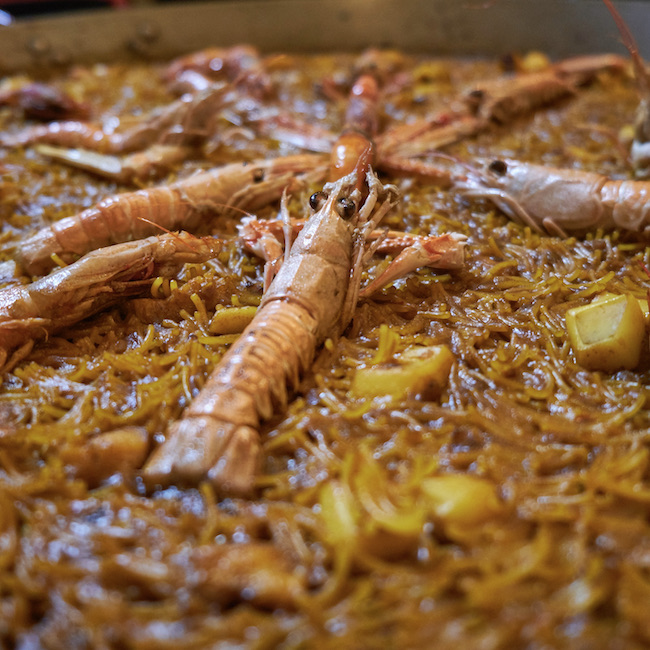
[
  {"x1": 566, "y1": 294, "x2": 646, "y2": 372},
  {"x1": 208, "y1": 305, "x2": 257, "y2": 335},
  {"x1": 351, "y1": 344, "x2": 454, "y2": 401},
  {"x1": 421, "y1": 474, "x2": 503, "y2": 526}
]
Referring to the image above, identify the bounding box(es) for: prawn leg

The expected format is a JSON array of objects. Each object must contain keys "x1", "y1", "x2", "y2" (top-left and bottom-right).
[
  {"x1": 359, "y1": 232, "x2": 467, "y2": 298},
  {"x1": 35, "y1": 143, "x2": 195, "y2": 183}
]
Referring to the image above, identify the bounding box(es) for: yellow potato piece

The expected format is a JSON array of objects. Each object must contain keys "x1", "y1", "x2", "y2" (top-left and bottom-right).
[
  {"x1": 566, "y1": 294, "x2": 646, "y2": 372},
  {"x1": 208, "y1": 305, "x2": 257, "y2": 335},
  {"x1": 421, "y1": 475, "x2": 502, "y2": 526},
  {"x1": 351, "y1": 344, "x2": 454, "y2": 401}
]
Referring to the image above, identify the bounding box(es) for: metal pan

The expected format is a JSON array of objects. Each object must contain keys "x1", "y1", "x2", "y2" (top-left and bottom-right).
[{"x1": 0, "y1": 0, "x2": 648, "y2": 73}]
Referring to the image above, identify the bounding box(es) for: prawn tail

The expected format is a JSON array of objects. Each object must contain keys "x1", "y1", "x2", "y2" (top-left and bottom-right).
[
  {"x1": 144, "y1": 418, "x2": 261, "y2": 495},
  {"x1": 143, "y1": 300, "x2": 318, "y2": 494}
]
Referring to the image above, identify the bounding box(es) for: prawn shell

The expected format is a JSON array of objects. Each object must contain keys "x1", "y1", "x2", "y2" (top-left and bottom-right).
[
  {"x1": 484, "y1": 159, "x2": 613, "y2": 232},
  {"x1": 261, "y1": 197, "x2": 354, "y2": 341}
]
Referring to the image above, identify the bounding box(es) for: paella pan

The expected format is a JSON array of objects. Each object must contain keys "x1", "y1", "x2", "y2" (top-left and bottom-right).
[{"x1": 0, "y1": 1, "x2": 650, "y2": 647}]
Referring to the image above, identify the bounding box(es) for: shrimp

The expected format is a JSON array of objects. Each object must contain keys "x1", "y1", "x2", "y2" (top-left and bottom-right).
[
  {"x1": 0, "y1": 83, "x2": 231, "y2": 154},
  {"x1": 0, "y1": 231, "x2": 224, "y2": 372},
  {"x1": 13, "y1": 153, "x2": 326, "y2": 277},
  {"x1": 142, "y1": 171, "x2": 400, "y2": 494},
  {"x1": 251, "y1": 53, "x2": 624, "y2": 184},
  {"x1": 459, "y1": 157, "x2": 650, "y2": 237},
  {"x1": 0, "y1": 81, "x2": 90, "y2": 121},
  {"x1": 163, "y1": 45, "x2": 271, "y2": 99},
  {"x1": 602, "y1": 0, "x2": 650, "y2": 177},
  {"x1": 143, "y1": 72, "x2": 467, "y2": 494},
  {"x1": 461, "y1": 54, "x2": 625, "y2": 124}
]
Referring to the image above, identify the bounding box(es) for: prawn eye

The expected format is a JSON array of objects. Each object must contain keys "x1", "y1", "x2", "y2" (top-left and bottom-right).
[
  {"x1": 336, "y1": 197, "x2": 356, "y2": 219},
  {"x1": 253, "y1": 168, "x2": 265, "y2": 183},
  {"x1": 488, "y1": 159, "x2": 508, "y2": 176},
  {"x1": 309, "y1": 191, "x2": 327, "y2": 211}
]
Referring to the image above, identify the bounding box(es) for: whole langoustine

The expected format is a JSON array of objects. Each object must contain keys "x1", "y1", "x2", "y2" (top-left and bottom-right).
[
  {"x1": 13, "y1": 153, "x2": 326, "y2": 277},
  {"x1": 460, "y1": 157, "x2": 650, "y2": 237},
  {"x1": 143, "y1": 68, "x2": 467, "y2": 494},
  {"x1": 0, "y1": 83, "x2": 231, "y2": 154},
  {"x1": 0, "y1": 81, "x2": 90, "y2": 121},
  {"x1": 142, "y1": 171, "x2": 400, "y2": 494},
  {"x1": 0, "y1": 231, "x2": 224, "y2": 373}
]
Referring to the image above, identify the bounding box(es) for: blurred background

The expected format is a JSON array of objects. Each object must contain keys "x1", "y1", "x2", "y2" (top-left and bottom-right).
[{"x1": 0, "y1": 0, "x2": 165, "y2": 21}]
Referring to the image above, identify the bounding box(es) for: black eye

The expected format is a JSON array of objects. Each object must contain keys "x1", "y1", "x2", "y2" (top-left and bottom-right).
[
  {"x1": 488, "y1": 159, "x2": 508, "y2": 176},
  {"x1": 336, "y1": 197, "x2": 356, "y2": 219},
  {"x1": 253, "y1": 168, "x2": 265, "y2": 183},
  {"x1": 468, "y1": 88, "x2": 484, "y2": 101},
  {"x1": 309, "y1": 191, "x2": 327, "y2": 211}
]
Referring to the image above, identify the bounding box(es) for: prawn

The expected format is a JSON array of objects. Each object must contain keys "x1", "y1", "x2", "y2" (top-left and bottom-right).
[
  {"x1": 0, "y1": 82, "x2": 233, "y2": 163},
  {"x1": 0, "y1": 81, "x2": 90, "y2": 121},
  {"x1": 0, "y1": 231, "x2": 224, "y2": 372},
  {"x1": 142, "y1": 171, "x2": 399, "y2": 493},
  {"x1": 13, "y1": 153, "x2": 326, "y2": 277},
  {"x1": 143, "y1": 72, "x2": 467, "y2": 493},
  {"x1": 163, "y1": 45, "x2": 271, "y2": 98},
  {"x1": 459, "y1": 157, "x2": 650, "y2": 237}
]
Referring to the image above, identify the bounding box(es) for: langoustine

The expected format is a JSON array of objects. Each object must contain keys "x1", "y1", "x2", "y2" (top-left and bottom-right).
[
  {"x1": 12, "y1": 153, "x2": 325, "y2": 277},
  {"x1": 459, "y1": 157, "x2": 650, "y2": 237},
  {"x1": 0, "y1": 231, "x2": 224, "y2": 372},
  {"x1": 142, "y1": 171, "x2": 399, "y2": 493},
  {"x1": 143, "y1": 68, "x2": 467, "y2": 494}
]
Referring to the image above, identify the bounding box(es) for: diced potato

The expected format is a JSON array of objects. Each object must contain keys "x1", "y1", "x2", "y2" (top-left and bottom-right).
[
  {"x1": 518, "y1": 51, "x2": 552, "y2": 73},
  {"x1": 351, "y1": 344, "x2": 454, "y2": 401},
  {"x1": 319, "y1": 481, "x2": 359, "y2": 546},
  {"x1": 208, "y1": 305, "x2": 257, "y2": 335},
  {"x1": 421, "y1": 474, "x2": 502, "y2": 527},
  {"x1": 594, "y1": 292, "x2": 649, "y2": 326},
  {"x1": 61, "y1": 426, "x2": 149, "y2": 486},
  {"x1": 412, "y1": 61, "x2": 451, "y2": 83},
  {"x1": 566, "y1": 294, "x2": 646, "y2": 371}
]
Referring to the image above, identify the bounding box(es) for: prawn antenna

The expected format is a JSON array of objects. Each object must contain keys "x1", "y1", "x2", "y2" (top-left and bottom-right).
[
  {"x1": 602, "y1": 0, "x2": 650, "y2": 95},
  {"x1": 135, "y1": 217, "x2": 203, "y2": 253}
]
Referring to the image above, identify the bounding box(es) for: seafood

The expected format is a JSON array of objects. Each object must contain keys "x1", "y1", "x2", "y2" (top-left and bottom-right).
[
  {"x1": 13, "y1": 153, "x2": 325, "y2": 276},
  {"x1": 3, "y1": 40, "x2": 650, "y2": 648},
  {"x1": 0, "y1": 82, "x2": 234, "y2": 175},
  {"x1": 0, "y1": 231, "x2": 224, "y2": 372},
  {"x1": 143, "y1": 71, "x2": 466, "y2": 493},
  {"x1": 142, "y1": 171, "x2": 401, "y2": 493},
  {"x1": 0, "y1": 81, "x2": 90, "y2": 121},
  {"x1": 163, "y1": 44, "x2": 271, "y2": 98},
  {"x1": 249, "y1": 52, "x2": 626, "y2": 183},
  {"x1": 460, "y1": 157, "x2": 650, "y2": 236},
  {"x1": 461, "y1": 54, "x2": 625, "y2": 125}
]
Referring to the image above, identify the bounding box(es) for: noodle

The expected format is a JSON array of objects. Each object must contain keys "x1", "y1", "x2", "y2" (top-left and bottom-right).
[{"x1": 0, "y1": 50, "x2": 648, "y2": 648}]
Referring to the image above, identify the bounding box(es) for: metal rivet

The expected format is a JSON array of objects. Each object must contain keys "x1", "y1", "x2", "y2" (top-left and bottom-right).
[
  {"x1": 27, "y1": 36, "x2": 51, "y2": 56},
  {"x1": 50, "y1": 50, "x2": 71, "y2": 67},
  {"x1": 136, "y1": 21, "x2": 160, "y2": 43}
]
